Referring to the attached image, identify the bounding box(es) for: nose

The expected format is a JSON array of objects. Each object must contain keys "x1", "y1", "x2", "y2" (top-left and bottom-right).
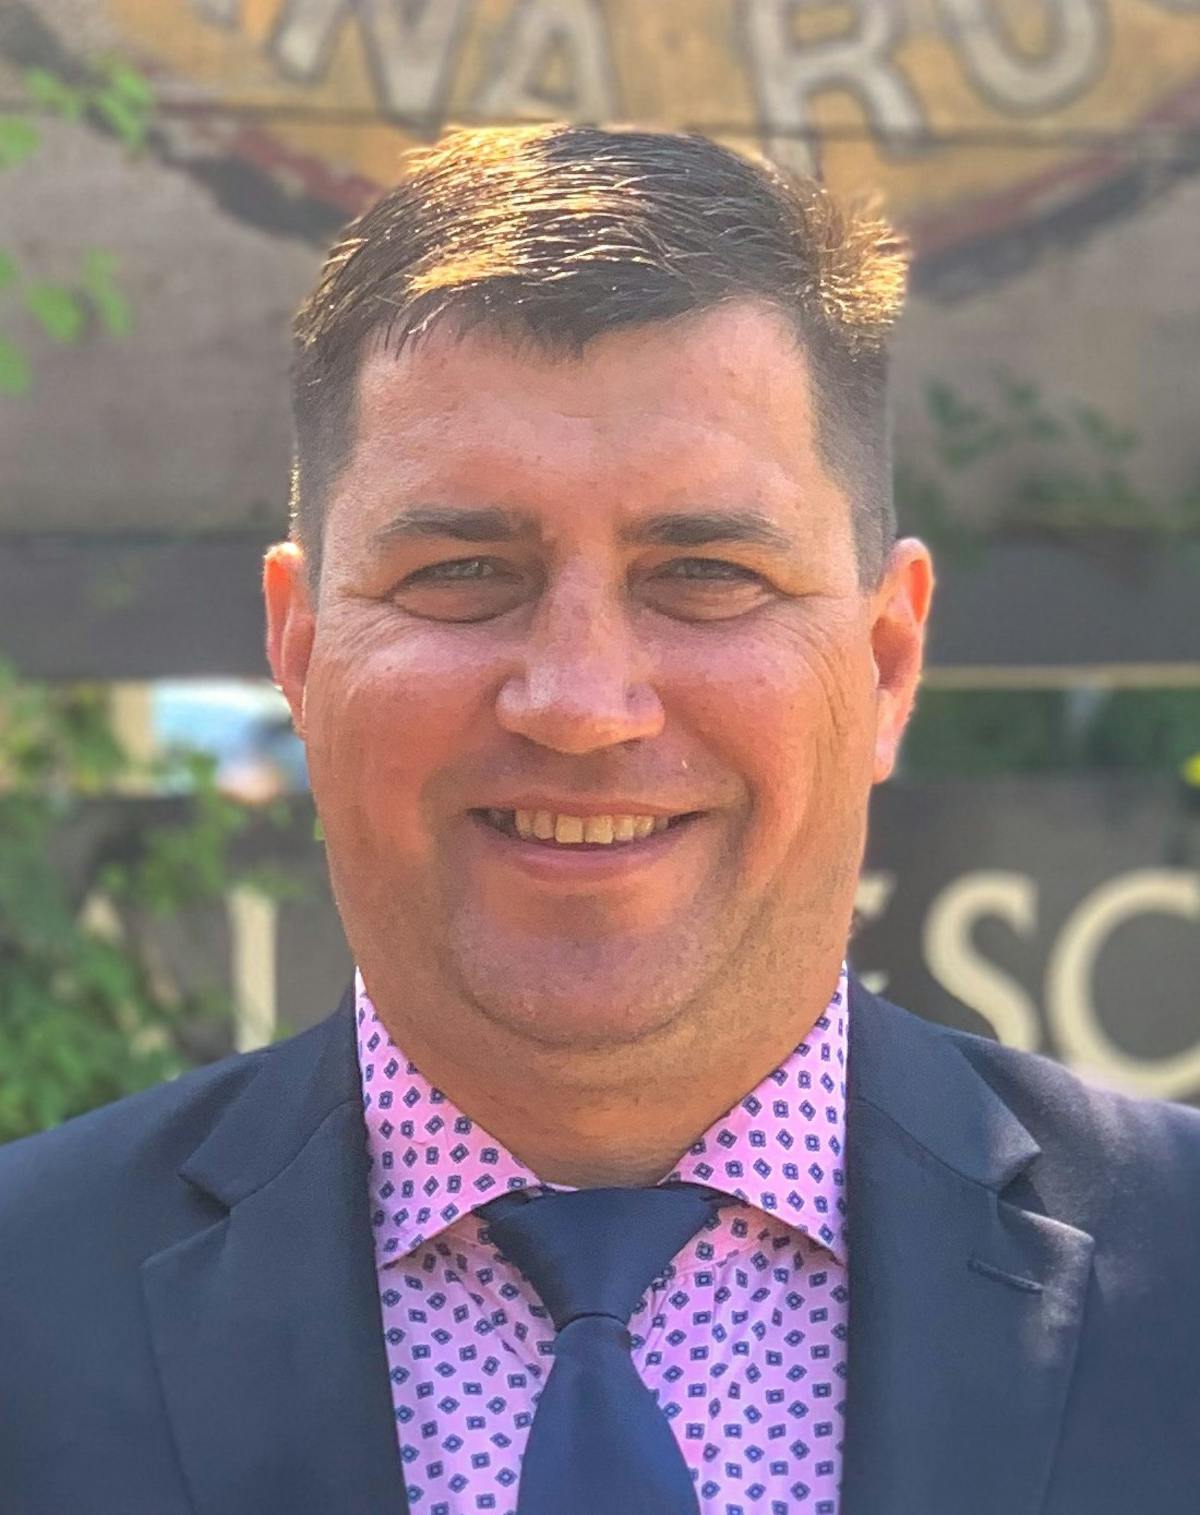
[{"x1": 495, "y1": 568, "x2": 665, "y2": 755}]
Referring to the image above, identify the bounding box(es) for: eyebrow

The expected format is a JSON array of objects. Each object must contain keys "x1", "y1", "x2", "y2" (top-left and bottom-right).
[
  {"x1": 370, "y1": 505, "x2": 794, "y2": 554},
  {"x1": 371, "y1": 506, "x2": 537, "y2": 548},
  {"x1": 621, "y1": 511, "x2": 793, "y2": 553}
]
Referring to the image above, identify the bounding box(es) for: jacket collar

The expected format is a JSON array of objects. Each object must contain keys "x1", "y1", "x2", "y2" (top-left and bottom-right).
[
  {"x1": 846, "y1": 972, "x2": 1040, "y2": 1189},
  {"x1": 178, "y1": 983, "x2": 362, "y2": 1208}
]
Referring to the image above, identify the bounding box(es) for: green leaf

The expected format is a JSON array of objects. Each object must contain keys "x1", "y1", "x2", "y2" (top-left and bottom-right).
[
  {"x1": 81, "y1": 250, "x2": 132, "y2": 337},
  {"x1": 0, "y1": 336, "x2": 32, "y2": 395},
  {"x1": 0, "y1": 116, "x2": 40, "y2": 169},
  {"x1": 98, "y1": 59, "x2": 154, "y2": 110},
  {"x1": 1075, "y1": 404, "x2": 1138, "y2": 456},
  {"x1": 1026, "y1": 414, "x2": 1064, "y2": 442},
  {"x1": 24, "y1": 68, "x2": 85, "y2": 121},
  {"x1": 93, "y1": 89, "x2": 149, "y2": 151},
  {"x1": 82, "y1": 249, "x2": 117, "y2": 281},
  {"x1": 23, "y1": 283, "x2": 85, "y2": 343},
  {"x1": 993, "y1": 368, "x2": 1042, "y2": 412},
  {"x1": 0, "y1": 251, "x2": 18, "y2": 291},
  {"x1": 1006, "y1": 382, "x2": 1038, "y2": 409},
  {"x1": 925, "y1": 378, "x2": 984, "y2": 433}
]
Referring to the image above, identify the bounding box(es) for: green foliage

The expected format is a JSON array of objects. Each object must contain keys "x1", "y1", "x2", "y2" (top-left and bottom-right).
[
  {"x1": 0, "y1": 116, "x2": 40, "y2": 168},
  {"x1": 902, "y1": 686, "x2": 1200, "y2": 780},
  {"x1": 23, "y1": 283, "x2": 86, "y2": 343},
  {"x1": 895, "y1": 370, "x2": 1200, "y2": 778},
  {"x1": 23, "y1": 69, "x2": 85, "y2": 123},
  {"x1": 1084, "y1": 689, "x2": 1200, "y2": 774},
  {"x1": 81, "y1": 250, "x2": 132, "y2": 337},
  {"x1": 902, "y1": 689, "x2": 1074, "y2": 777},
  {"x1": 0, "y1": 58, "x2": 152, "y2": 397},
  {"x1": 23, "y1": 57, "x2": 154, "y2": 149},
  {"x1": 0, "y1": 336, "x2": 32, "y2": 396},
  {"x1": 90, "y1": 57, "x2": 156, "y2": 152},
  {"x1": 0, "y1": 662, "x2": 293, "y2": 1145},
  {"x1": 896, "y1": 368, "x2": 1198, "y2": 553}
]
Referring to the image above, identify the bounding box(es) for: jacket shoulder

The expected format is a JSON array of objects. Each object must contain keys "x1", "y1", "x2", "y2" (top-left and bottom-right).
[
  {"x1": 940, "y1": 1015, "x2": 1200, "y2": 1230},
  {"x1": 0, "y1": 1042, "x2": 265, "y2": 1219},
  {"x1": 0, "y1": 1016, "x2": 335, "y2": 1236}
]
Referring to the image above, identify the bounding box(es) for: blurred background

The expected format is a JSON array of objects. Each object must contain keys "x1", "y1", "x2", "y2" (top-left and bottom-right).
[{"x1": 2, "y1": 0, "x2": 1198, "y2": 1139}]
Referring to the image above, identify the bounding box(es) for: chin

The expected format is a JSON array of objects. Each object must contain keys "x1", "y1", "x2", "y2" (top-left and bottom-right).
[{"x1": 454, "y1": 951, "x2": 702, "y2": 1053}]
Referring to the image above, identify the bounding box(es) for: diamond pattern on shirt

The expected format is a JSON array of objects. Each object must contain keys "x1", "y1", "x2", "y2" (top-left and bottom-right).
[{"x1": 357, "y1": 966, "x2": 849, "y2": 1515}]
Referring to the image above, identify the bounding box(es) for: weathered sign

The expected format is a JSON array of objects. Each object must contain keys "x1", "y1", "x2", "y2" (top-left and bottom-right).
[{"x1": 99, "y1": 0, "x2": 1200, "y2": 285}]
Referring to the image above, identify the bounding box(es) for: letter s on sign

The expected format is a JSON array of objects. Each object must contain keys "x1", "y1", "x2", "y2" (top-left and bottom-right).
[{"x1": 922, "y1": 871, "x2": 1041, "y2": 1052}]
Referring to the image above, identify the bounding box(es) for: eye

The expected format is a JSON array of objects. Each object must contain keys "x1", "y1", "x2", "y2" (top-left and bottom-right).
[
  {"x1": 390, "y1": 556, "x2": 529, "y2": 622},
  {"x1": 640, "y1": 557, "x2": 771, "y2": 621},
  {"x1": 405, "y1": 557, "x2": 503, "y2": 583},
  {"x1": 653, "y1": 558, "x2": 763, "y2": 582}
]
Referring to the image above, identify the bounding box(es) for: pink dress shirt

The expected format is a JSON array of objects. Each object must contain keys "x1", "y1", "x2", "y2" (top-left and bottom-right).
[{"x1": 356, "y1": 966, "x2": 850, "y2": 1515}]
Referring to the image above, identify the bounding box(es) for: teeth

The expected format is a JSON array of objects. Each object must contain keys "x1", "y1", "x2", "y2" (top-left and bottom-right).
[
  {"x1": 496, "y1": 810, "x2": 676, "y2": 845},
  {"x1": 581, "y1": 815, "x2": 613, "y2": 844}
]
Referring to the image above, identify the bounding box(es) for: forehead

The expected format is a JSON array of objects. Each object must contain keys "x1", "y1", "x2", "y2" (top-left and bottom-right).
[{"x1": 332, "y1": 301, "x2": 847, "y2": 545}]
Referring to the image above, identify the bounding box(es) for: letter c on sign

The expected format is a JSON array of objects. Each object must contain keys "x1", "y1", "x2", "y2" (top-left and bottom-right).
[{"x1": 1046, "y1": 869, "x2": 1200, "y2": 1100}]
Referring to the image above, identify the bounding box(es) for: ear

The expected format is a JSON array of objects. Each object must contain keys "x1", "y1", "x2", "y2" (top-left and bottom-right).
[
  {"x1": 869, "y1": 539, "x2": 935, "y2": 784},
  {"x1": 263, "y1": 542, "x2": 316, "y2": 738}
]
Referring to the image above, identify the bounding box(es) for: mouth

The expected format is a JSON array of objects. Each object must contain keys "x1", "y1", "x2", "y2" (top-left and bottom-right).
[{"x1": 470, "y1": 807, "x2": 700, "y2": 848}]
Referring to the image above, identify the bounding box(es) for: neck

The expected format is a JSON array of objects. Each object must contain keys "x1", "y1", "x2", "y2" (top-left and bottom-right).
[
  {"x1": 438, "y1": 1066, "x2": 738, "y2": 1188},
  {"x1": 362, "y1": 963, "x2": 843, "y2": 1189}
]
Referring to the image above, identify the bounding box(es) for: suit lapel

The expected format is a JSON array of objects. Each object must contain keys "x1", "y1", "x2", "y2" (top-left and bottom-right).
[
  {"x1": 840, "y1": 980, "x2": 1094, "y2": 1515},
  {"x1": 141, "y1": 990, "x2": 408, "y2": 1515}
]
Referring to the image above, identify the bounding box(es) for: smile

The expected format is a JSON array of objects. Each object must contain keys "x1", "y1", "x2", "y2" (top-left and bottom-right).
[{"x1": 474, "y1": 808, "x2": 696, "y2": 847}]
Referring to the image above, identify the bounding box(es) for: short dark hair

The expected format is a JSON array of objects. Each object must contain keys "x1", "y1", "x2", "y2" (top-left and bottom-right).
[{"x1": 290, "y1": 124, "x2": 908, "y2": 589}]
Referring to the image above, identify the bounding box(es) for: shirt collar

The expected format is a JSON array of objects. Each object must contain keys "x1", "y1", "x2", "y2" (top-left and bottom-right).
[
  {"x1": 664, "y1": 964, "x2": 848, "y2": 1261},
  {"x1": 355, "y1": 964, "x2": 849, "y2": 1266}
]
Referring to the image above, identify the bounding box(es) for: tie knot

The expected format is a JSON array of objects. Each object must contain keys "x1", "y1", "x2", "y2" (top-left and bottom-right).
[{"x1": 480, "y1": 1183, "x2": 724, "y2": 1331}]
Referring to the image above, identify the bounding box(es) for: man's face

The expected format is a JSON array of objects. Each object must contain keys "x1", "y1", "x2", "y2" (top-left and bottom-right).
[{"x1": 266, "y1": 302, "x2": 931, "y2": 1053}]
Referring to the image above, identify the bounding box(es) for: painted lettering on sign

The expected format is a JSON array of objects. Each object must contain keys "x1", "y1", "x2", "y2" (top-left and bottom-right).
[
  {"x1": 268, "y1": 0, "x2": 472, "y2": 120},
  {"x1": 105, "y1": 0, "x2": 1200, "y2": 273},
  {"x1": 737, "y1": 0, "x2": 926, "y2": 176},
  {"x1": 857, "y1": 865, "x2": 1200, "y2": 1101},
  {"x1": 189, "y1": 0, "x2": 614, "y2": 122},
  {"x1": 937, "y1": 0, "x2": 1109, "y2": 113},
  {"x1": 476, "y1": 0, "x2": 617, "y2": 120},
  {"x1": 177, "y1": 0, "x2": 1169, "y2": 149}
]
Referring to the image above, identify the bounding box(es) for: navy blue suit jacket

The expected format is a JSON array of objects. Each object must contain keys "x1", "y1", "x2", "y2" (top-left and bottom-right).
[{"x1": 2, "y1": 977, "x2": 1199, "y2": 1513}]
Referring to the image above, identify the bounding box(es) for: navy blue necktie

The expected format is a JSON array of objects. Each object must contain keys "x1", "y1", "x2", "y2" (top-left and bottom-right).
[{"x1": 480, "y1": 1183, "x2": 725, "y2": 1515}]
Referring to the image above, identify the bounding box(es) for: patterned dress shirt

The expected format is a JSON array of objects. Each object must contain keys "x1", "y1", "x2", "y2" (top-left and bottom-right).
[{"x1": 356, "y1": 965, "x2": 850, "y2": 1515}]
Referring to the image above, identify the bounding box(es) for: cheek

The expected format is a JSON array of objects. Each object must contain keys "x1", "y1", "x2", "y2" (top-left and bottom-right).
[
  {"x1": 669, "y1": 618, "x2": 874, "y2": 833},
  {"x1": 302, "y1": 618, "x2": 497, "y2": 838}
]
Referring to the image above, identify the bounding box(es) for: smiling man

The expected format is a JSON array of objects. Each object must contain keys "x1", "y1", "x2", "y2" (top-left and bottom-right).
[{"x1": 3, "y1": 126, "x2": 1199, "y2": 1515}]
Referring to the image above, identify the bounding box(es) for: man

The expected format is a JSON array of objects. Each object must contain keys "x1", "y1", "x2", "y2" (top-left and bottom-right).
[{"x1": 2, "y1": 125, "x2": 1198, "y2": 1515}]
